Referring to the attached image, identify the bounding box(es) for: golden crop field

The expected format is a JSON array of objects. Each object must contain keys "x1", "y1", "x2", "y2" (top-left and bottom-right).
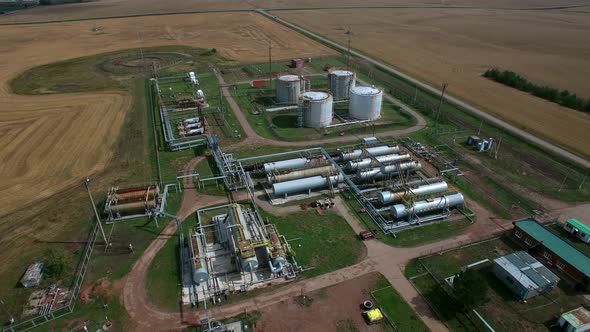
[
  {"x1": 274, "y1": 8, "x2": 590, "y2": 156},
  {"x1": 1, "y1": 0, "x2": 587, "y2": 24},
  {"x1": 0, "y1": 12, "x2": 334, "y2": 218}
]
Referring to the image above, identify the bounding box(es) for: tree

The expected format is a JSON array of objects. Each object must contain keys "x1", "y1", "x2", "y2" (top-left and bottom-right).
[
  {"x1": 452, "y1": 269, "x2": 488, "y2": 310},
  {"x1": 44, "y1": 249, "x2": 71, "y2": 279}
]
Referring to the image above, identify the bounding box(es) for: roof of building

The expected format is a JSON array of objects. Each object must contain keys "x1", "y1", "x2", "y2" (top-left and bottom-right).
[
  {"x1": 494, "y1": 251, "x2": 559, "y2": 290},
  {"x1": 515, "y1": 219, "x2": 590, "y2": 278},
  {"x1": 561, "y1": 307, "x2": 590, "y2": 328},
  {"x1": 566, "y1": 218, "x2": 590, "y2": 235}
]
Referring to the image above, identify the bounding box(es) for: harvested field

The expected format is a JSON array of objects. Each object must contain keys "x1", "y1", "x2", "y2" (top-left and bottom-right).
[
  {"x1": 0, "y1": 12, "x2": 333, "y2": 218},
  {"x1": 1, "y1": 0, "x2": 588, "y2": 24},
  {"x1": 273, "y1": 8, "x2": 590, "y2": 156}
]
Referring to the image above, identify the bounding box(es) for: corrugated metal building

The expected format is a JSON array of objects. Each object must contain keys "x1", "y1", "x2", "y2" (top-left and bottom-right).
[
  {"x1": 564, "y1": 218, "x2": 590, "y2": 244},
  {"x1": 513, "y1": 218, "x2": 590, "y2": 284},
  {"x1": 21, "y1": 262, "x2": 43, "y2": 288},
  {"x1": 492, "y1": 251, "x2": 559, "y2": 300},
  {"x1": 558, "y1": 307, "x2": 590, "y2": 332}
]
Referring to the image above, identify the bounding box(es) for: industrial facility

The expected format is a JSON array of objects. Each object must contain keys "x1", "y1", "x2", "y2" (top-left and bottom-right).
[
  {"x1": 265, "y1": 69, "x2": 386, "y2": 129},
  {"x1": 183, "y1": 203, "x2": 297, "y2": 305},
  {"x1": 208, "y1": 135, "x2": 468, "y2": 234},
  {"x1": 103, "y1": 185, "x2": 162, "y2": 223}
]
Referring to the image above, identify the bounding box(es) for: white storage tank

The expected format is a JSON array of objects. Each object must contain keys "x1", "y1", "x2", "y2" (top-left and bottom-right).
[
  {"x1": 349, "y1": 86, "x2": 383, "y2": 120},
  {"x1": 302, "y1": 91, "x2": 333, "y2": 128},
  {"x1": 327, "y1": 69, "x2": 356, "y2": 100},
  {"x1": 276, "y1": 75, "x2": 303, "y2": 104}
]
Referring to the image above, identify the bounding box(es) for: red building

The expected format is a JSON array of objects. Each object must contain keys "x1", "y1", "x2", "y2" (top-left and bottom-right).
[
  {"x1": 291, "y1": 58, "x2": 305, "y2": 69},
  {"x1": 513, "y1": 218, "x2": 590, "y2": 286}
]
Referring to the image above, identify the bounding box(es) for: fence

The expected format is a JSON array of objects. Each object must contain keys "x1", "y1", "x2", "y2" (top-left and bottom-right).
[{"x1": 3, "y1": 222, "x2": 100, "y2": 332}]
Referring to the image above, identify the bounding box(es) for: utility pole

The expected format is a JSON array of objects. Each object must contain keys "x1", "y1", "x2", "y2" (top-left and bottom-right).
[
  {"x1": 434, "y1": 83, "x2": 448, "y2": 125},
  {"x1": 0, "y1": 298, "x2": 14, "y2": 326},
  {"x1": 268, "y1": 40, "x2": 273, "y2": 91},
  {"x1": 345, "y1": 27, "x2": 353, "y2": 68},
  {"x1": 84, "y1": 177, "x2": 108, "y2": 244}
]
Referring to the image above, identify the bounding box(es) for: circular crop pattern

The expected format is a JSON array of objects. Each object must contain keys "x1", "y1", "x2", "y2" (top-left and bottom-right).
[{"x1": 100, "y1": 52, "x2": 192, "y2": 75}]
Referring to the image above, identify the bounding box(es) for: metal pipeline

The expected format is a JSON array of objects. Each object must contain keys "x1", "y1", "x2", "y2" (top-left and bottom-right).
[
  {"x1": 267, "y1": 165, "x2": 335, "y2": 184},
  {"x1": 339, "y1": 145, "x2": 400, "y2": 161},
  {"x1": 378, "y1": 181, "x2": 448, "y2": 205},
  {"x1": 346, "y1": 153, "x2": 411, "y2": 171},
  {"x1": 356, "y1": 161, "x2": 422, "y2": 181},
  {"x1": 390, "y1": 192, "x2": 464, "y2": 219},
  {"x1": 272, "y1": 174, "x2": 344, "y2": 196}
]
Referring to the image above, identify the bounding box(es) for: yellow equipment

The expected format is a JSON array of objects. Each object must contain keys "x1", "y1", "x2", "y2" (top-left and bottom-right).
[{"x1": 364, "y1": 308, "x2": 384, "y2": 323}]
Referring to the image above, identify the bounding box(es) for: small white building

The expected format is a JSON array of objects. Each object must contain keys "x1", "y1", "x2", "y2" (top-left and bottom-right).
[
  {"x1": 21, "y1": 262, "x2": 43, "y2": 288},
  {"x1": 557, "y1": 307, "x2": 590, "y2": 332},
  {"x1": 563, "y1": 218, "x2": 590, "y2": 244}
]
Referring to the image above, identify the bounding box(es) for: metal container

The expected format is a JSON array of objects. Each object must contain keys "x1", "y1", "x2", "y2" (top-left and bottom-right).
[
  {"x1": 184, "y1": 117, "x2": 200, "y2": 124},
  {"x1": 390, "y1": 192, "x2": 464, "y2": 219},
  {"x1": 356, "y1": 161, "x2": 421, "y2": 180},
  {"x1": 349, "y1": 86, "x2": 383, "y2": 120},
  {"x1": 302, "y1": 91, "x2": 333, "y2": 128},
  {"x1": 263, "y1": 157, "x2": 309, "y2": 174},
  {"x1": 339, "y1": 145, "x2": 399, "y2": 161},
  {"x1": 276, "y1": 75, "x2": 302, "y2": 104},
  {"x1": 346, "y1": 153, "x2": 411, "y2": 171},
  {"x1": 378, "y1": 181, "x2": 449, "y2": 205},
  {"x1": 327, "y1": 69, "x2": 356, "y2": 100},
  {"x1": 186, "y1": 128, "x2": 204, "y2": 136},
  {"x1": 241, "y1": 256, "x2": 259, "y2": 272},
  {"x1": 114, "y1": 188, "x2": 157, "y2": 201},
  {"x1": 110, "y1": 201, "x2": 156, "y2": 214},
  {"x1": 272, "y1": 174, "x2": 343, "y2": 196},
  {"x1": 267, "y1": 165, "x2": 335, "y2": 184},
  {"x1": 183, "y1": 122, "x2": 202, "y2": 129}
]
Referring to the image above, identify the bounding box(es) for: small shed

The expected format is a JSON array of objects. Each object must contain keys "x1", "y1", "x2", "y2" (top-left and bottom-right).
[
  {"x1": 21, "y1": 262, "x2": 44, "y2": 288},
  {"x1": 558, "y1": 307, "x2": 590, "y2": 332},
  {"x1": 492, "y1": 251, "x2": 559, "y2": 300},
  {"x1": 291, "y1": 58, "x2": 305, "y2": 69},
  {"x1": 564, "y1": 219, "x2": 590, "y2": 244}
]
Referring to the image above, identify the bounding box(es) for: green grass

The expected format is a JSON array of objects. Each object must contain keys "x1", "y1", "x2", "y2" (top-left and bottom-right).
[
  {"x1": 372, "y1": 282, "x2": 429, "y2": 332},
  {"x1": 145, "y1": 227, "x2": 181, "y2": 311},
  {"x1": 259, "y1": 208, "x2": 364, "y2": 278}
]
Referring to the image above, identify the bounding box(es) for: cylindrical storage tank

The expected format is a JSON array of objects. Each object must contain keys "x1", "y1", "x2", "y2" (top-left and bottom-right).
[
  {"x1": 267, "y1": 165, "x2": 335, "y2": 184},
  {"x1": 263, "y1": 158, "x2": 309, "y2": 174},
  {"x1": 276, "y1": 75, "x2": 302, "y2": 104},
  {"x1": 339, "y1": 145, "x2": 400, "y2": 161},
  {"x1": 327, "y1": 69, "x2": 356, "y2": 100},
  {"x1": 184, "y1": 122, "x2": 202, "y2": 129},
  {"x1": 390, "y1": 193, "x2": 464, "y2": 219},
  {"x1": 110, "y1": 201, "x2": 156, "y2": 214},
  {"x1": 241, "y1": 256, "x2": 259, "y2": 272},
  {"x1": 272, "y1": 174, "x2": 343, "y2": 197},
  {"x1": 378, "y1": 181, "x2": 449, "y2": 205},
  {"x1": 302, "y1": 91, "x2": 333, "y2": 128},
  {"x1": 380, "y1": 161, "x2": 422, "y2": 174},
  {"x1": 346, "y1": 153, "x2": 411, "y2": 171},
  {"x1": 184, "y1": 117, "x2": 200, "y2": 124},
  {"x1": 186, "y1": 128, "x2": 204, "y2": 136},
  {"x1": 193, "y1": 267, "x2": 208, "y2": 284},
  {"x1": 349, "y1": 86, "x2": 383, "y2": 120},
  {"x1": 114, "y1": 188, "x2": 157, "y2": 201}
]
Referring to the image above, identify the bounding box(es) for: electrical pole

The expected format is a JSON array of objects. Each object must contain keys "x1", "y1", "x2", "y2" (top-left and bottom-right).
[
  {"x1": 345, "y1": 27, "x2": 353, "y2": 69},
  {"x1": 268, "y1": 40, "x2": 273, "y2": 90},
  {"x1": 84, "y1": 177, "x2": 108, "y2": 244},
  {"x1": 434, "y1": 83, "x2": 448, "y2": 125}
]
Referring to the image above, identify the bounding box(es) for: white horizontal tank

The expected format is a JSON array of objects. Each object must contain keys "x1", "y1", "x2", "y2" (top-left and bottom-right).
[
  {"x1": 328, "y1": 69, "x2": 356, "y2": 100},
  {"x1": 302, "y1": 91, "x2": 333, "y2": 128},
  {"x1": 349, "y1": 86, "x2": 383, "y2": 120},
  {"x1": 276, "y1": 75, "x2": 303, "y2": 104}
]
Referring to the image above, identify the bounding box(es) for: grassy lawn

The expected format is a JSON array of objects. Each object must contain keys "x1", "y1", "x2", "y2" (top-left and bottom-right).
[
  {"x1": 371, "y1": 275, "x2": 429, "y2": 332},
  {"x1": 259, "y1": 208, "x2": 364, "y2": 278},
  {"x1": 145, "y1": 226, "x2": 182, "y2": 311}
]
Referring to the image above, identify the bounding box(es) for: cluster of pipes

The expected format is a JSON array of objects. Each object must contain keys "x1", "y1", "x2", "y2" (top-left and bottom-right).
[
  {"x1": 106, "y1": 185, "x2": 159, "y2": 215},
  {"x1": 255, "y1": 143, "x2": 464, "y2": 220},
  {"x1": 178, "y1": 117, "x2": 204, "y2": 137}
]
